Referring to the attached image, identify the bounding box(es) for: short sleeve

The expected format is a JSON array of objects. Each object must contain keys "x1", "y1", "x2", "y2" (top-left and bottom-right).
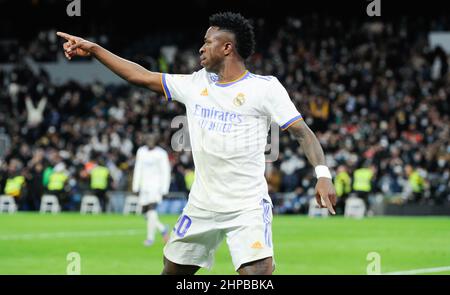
[
  {"x1": 263, "y1": 77, "x2": 303, "y2": 130},
  {"x1": 161, "y1": 71, "x2": 199, "y2": 104}
]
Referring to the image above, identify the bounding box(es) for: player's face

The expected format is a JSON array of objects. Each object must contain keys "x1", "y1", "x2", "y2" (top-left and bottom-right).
[
  {"x1": 146, "y1": 135, "x2": 157, "y2": 149},
  {"x1": 199, "y1": 27, "x2": 230, "y2": 73}
]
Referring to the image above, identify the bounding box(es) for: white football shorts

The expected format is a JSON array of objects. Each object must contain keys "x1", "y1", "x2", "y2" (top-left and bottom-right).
[
  {"x1": 163, "y1": 199, "x2": 274, "y2": 271},
  {"x1": 138, "y1": 190, "x2": 162, "y2": 206}
]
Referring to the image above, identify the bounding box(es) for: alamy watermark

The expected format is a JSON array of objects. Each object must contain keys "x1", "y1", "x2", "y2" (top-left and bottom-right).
[
  {"x1": 66, "y1": 0, "x2": 81, "y2": 17},
  {"x1": 366, "y1": 252, "x2": 381, "y2": 275},
  {"x1": 366, "y1": 0, "x2": 381, "y2": 17},
  {"x1": 66, "y1": 252, "x2": 81, "y2": 275}
]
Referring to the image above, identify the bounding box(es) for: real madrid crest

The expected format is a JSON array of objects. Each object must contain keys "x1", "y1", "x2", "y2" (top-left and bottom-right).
[{"x1": 233, "y1": 93, "x2": 246, "y2": 107}]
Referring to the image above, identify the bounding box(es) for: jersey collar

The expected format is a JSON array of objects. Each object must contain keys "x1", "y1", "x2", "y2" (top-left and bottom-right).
[{"x1": 214, "y1": 70, "x2": 250, "y2": 87}]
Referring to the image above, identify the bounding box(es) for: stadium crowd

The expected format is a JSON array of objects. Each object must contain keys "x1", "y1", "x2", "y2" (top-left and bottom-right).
[{"x1": 0, "y1": 16, "x2": 449, "y2": 213}]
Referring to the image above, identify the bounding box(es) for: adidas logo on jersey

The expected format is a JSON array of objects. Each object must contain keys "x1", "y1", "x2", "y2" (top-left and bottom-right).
[
  {"x1": 200, "y1": 88, "x2": 208, "y2": 96},
  {"x1": 251, "y1": 241, "x2": 263, "y2": 249}
]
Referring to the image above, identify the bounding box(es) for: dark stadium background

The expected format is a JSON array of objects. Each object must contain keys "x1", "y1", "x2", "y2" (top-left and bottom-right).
[
  {"x1": 1, "y1": 0, "x2": 449, "y2": 211},
  {"x1": 0, "y1": 0, "x2": 449, "y2": 276}
]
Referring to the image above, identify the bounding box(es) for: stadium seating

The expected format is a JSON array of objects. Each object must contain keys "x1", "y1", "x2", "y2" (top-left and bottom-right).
[
  {"x1": 0, "y1": 195, "x2": 17, "y2": 214},
  {"x1": 344, "y1": 196, "x2": 366, "y2": 219},
  {"x1": 122, "y1": 195, "x2": 142, "y2": 215},
  {"x1": 39, "y1": 194, "x2": 61, "y2": 214},
  {"x1": 308, "y1": 197, "x2": 329, "y2": 218},
  {"x1": 168, "y1": 199, "x2": 187, "y2": 214},
  {"x1": 1, "y1": 15, "x2": 449, "y2": 214},
  {"x1": 80, "y1": 195, "x2": 102, "y2": 214}
]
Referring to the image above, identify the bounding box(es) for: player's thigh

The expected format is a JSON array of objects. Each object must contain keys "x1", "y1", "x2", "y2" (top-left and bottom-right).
[
  {"x1": 237, "y1": 257, "x2": 273, "y2": 275},
  {"x1": 161, "y1": 256, "x2": 200, "y2": 275},
  {"x1": 225, "y1": 200, "x2": 274, "y2": 273},
  {"x1": 163, "y1": 203, "x2": 223, "y2": 269},
  {"x1": 139, "y1": 191, "x2": 162, "y2": 207},
  {"x1": 141, "y1": 202, "x2": 158, "y2": 213}
]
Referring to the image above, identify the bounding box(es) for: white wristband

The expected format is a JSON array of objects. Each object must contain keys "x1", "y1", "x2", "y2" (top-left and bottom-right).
[{"x1": 315, "y1": 165, "x2": 332, "y2": 179}]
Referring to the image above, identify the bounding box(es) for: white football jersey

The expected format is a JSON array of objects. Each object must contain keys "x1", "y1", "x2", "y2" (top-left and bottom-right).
[
  {"x1": 162, "y1": 69, "x2": 302, "y2": 212},
  {"x1": 132, "y1": 146, "x2": 171, "y2": 197}
]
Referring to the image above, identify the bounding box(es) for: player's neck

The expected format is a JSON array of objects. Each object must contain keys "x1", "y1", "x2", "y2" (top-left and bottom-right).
[{"x1": 217, "y1": 62, "x2": 247, "y2": 84}]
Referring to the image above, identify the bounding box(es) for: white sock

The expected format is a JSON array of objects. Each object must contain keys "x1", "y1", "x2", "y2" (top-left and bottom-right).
[
  {"x1": 146, "y1": 211, "x2": 157, "y2": 241},
  {"x1": 153, "y1": 210, "x2": 166, "y2": 232},
  {"x1": 146, "y1": 210, "x2": 165, "y2": 240}
]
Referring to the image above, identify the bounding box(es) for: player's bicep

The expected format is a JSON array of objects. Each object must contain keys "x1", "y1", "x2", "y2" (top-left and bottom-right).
[
  {"x1": 287, "y1": 119, "x2": 323, "y2": 154},
  {"x1": 141, "y1": 72, "x2": 164, "y2": 94},
  {"x1": 286, "y1": 118, "x2": 310, "y2": 138}
]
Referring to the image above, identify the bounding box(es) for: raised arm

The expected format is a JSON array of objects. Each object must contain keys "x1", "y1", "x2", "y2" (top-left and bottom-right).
[
  {"x1": 56, "y1": 32, "x2": 163, "y2": 93},
  {"x1": 287, "y1": 119, "x2": 337, "y2": 214}
]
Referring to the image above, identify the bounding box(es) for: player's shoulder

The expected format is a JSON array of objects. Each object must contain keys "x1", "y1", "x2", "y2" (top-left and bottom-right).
[
  {"x1": 152, "y1": 145, "x2": 168, "y2": 155},
  {"x1": 169, "y1": 68, "x2": 206, "y2": 82},
  {"x1": 199, "y1": 70, "x2": 279, "y2": 86},
  {"x1": 247, "y1": 72, "x2": 281, "y2": 89},
  {"x1": 137, "y1": 146, "x2": 148, "y2": 153},
  {"x1": 191, "y1": 68, "x2": 208, "y2": 80},
  {"x1": 155, "y1": 146, "x2": 166, "y2": 152},
  {"x1": 173, "y1": 68, "x2": 208, "y2": 86},
  {"x1": 248, "y1": 72, "x2": 275, "y2": 83}
]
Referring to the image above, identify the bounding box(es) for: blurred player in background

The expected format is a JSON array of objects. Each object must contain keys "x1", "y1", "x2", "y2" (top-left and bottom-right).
[
  {"x1": 133, "y1": 133, "x2": 171, "y2": 246},
  {"x1": 57, "y1": 12, "x2": 336, "y2": 275}
]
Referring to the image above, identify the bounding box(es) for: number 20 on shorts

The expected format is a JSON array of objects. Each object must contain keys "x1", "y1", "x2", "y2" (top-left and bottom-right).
[{"x1": 174, "y1": 215, "x2": 192, "y2": 237}]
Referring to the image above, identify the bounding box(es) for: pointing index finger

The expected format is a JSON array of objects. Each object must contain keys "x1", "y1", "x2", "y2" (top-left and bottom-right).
[
  {"x1": 56, "y1": 32, "x2": 75, "y2": 42},
  {"x1": 320, "y1": 192, "x2": 336, "y2": 215}
]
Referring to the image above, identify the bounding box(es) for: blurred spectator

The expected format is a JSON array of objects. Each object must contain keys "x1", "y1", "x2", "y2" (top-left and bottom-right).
[
  {"x1": 184, "y1": 168, "x2": 195, "y2": 192},
  {"x1": 3, "y1": 159, "x2": 26, "y2": 207},
  {"x1": 42, "y1": 161, "x2": 54, "y2": 189},
  {"x1": 46, "y1": 162, "x2": 69, "y2": 210},
  {"x1": 309, "y1": 96, "x2": 330, "y2": 133},
  {"x1": 280, "y1": 149, "x2": 304, "y2": 192},
  {"x1": 89, "y1": 157, "x2": 111, "y2": 212},
  {"x1": 25, "y1": 95, "x2": 47, "y2": 142},
  {"x1": 0, "y1": 15, "x2": 449, "y2": 212},
  {"x1": 24, "y1": 162, "x2": 44, "y2": 211},
  {"x1": 334, "y1": 165, "x2": 352, "y2": 214},
  {"x1": 404, "y1": 165, "x2": 428, "y2": 203},
  {"x1": 430, "y1": 46, "x2": 448, "y2": 82},
  {"x1": 170, "y1": 164, "x2": 188, "y2": 193},
  {"x1": 25, "y1": 96, "x2": 47, "y2": 126},
  {"x1": 352, "y1": 165, "x2": 377, "y2": 212}
]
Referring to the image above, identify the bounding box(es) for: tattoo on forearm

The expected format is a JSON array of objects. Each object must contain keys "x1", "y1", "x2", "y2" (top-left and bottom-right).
[{"x1": 289, "y1": 123, "x2": 326, "y2": 167}]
